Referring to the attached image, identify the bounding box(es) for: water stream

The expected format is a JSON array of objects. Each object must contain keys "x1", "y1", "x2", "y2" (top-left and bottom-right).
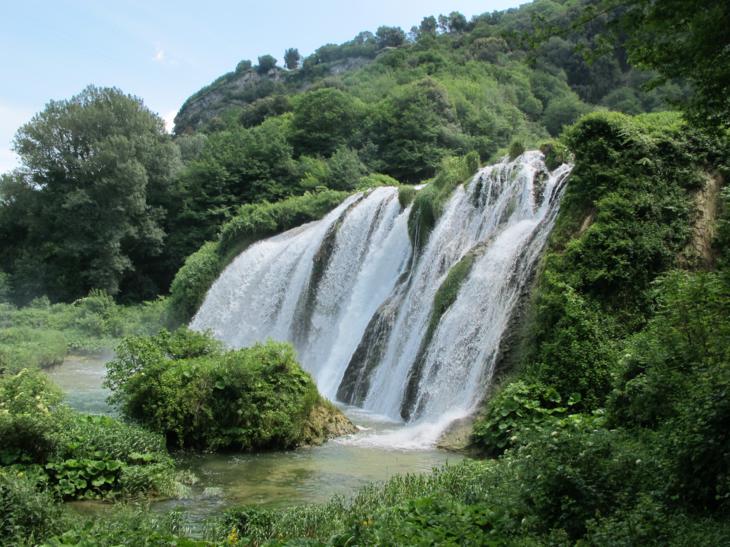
[
  {"x1": 193, "y1": 152, "x2": 571, "y2": 446},
  {"x1": 44, "y1": 152, "x2": 569, "y2": 519},
  {"x1": 45, "y1": 356, "x2": 460, "y2": 521}
]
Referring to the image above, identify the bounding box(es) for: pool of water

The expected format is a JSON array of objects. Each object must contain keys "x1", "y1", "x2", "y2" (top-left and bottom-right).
[
  {"x1": 46, "y1": 354, "x2": 114, "y2": 415},
  {"x1": 45, "y1": 356, "x2": 463, "y2": 521}
]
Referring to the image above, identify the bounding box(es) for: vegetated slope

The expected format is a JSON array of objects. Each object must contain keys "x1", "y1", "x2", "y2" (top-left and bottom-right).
[
  {"x1": 0, "y1": 0, "x2": 684, "y2": 305},
  {"x1": 175, "y1": 0, "x2": 681, "y2": 145}
]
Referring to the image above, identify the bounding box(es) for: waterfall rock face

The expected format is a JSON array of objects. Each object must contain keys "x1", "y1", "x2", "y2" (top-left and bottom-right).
[{"x1": 192, "y1": 153, "x2": 571, "y2": 443}]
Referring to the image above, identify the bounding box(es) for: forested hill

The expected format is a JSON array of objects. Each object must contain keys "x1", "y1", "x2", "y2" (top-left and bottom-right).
[
  {"x1": 174, "y1": 0, "x2": 681, "y2": 143},
  {"x1": 0, "y1": 0, "x2": 690, "y2": 306}
]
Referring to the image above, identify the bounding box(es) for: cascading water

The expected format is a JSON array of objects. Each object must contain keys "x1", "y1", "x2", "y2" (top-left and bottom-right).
[{"x1": 192, "y1": 152, "x2": 571, "y2": 448}]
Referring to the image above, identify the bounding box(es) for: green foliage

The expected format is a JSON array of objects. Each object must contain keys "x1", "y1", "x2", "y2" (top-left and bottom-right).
[
  {"x1": 321, "y1": 147, "x2": 367, "y2": 190},
  {"x1": 334, "y1": 495, "x2": 502, "y2": 546},
  {"x1": 539, "y1": 139, "x2": 570, "y2": 170},
  {"x1": 397, "y1": 186, "x2": 416, "y2": 209},
  {"x1": 168, "y1": 190, "x2": 350, "y2": 324},
  {"x1": 167, "y1": 242, "x2": 221, "y2": 327},
  {"x1": 2, "y1": 85, "x2": 180, "y2": 303},
  {"x1": 0, "y1": 369, "x2": 65, "y2": 464},
  {"x1": 517, "y1": 111, "x2": 725, "y2": 411},
  {"x1": 0, "y1": 370, "x2": 177, "y2": 504},
  {"x1": 291, "y1": 88, "x2": 362, "y2": 156},
  {"x1": 541, "y1": 94, "x2": 592, "y2": 136},
  {"x1": 283, "y1": 48, "x2": 301, "y2": 70},
  {"x1": 507, "y1": 140, "x2": 525, "y2": 160},
  {"x1": 608, "y1": 271, "x2": 730, "y2": 509},
  {"x1": 239, "y1": 95, "x2": 292, "y2": 128},
  {"x1": 472, "y1": 380, "x2": 579, "y2": 455},
  {"x1": 0, "y1": 293, "x2": 168, "y2": 372},
  {"x1": 430, "y1": 253, "x2": 475, "y2": 338},
  {"x1": 614, "y1": 0, "x2": 730, "y2": 131},
  {"x1": 106, "y1": 329, "x2": 327, "y2": 451},
  {"x1": 371, "y1": 78, "x2": 463, "y2": 183},
  {"x1": 256, "y1": 55, "x2": 277, "y2": 74},
  {"x1": 217, "y1": 190, "x2": 350, "y2": 264},
  {"x1": 0, "y1": 470, "x2": 65, "y2": 545},
  {"x1": 47, "y1": 507, "x2": 199, "y2": 547},
  {"x1": 408, "y1": 153, "x2": 478, "y2": 248}
]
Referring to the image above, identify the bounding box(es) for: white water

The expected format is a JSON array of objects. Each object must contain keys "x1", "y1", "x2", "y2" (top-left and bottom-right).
[{"x1": 192, "y1": 153, "x2": 571, "y2": 448}]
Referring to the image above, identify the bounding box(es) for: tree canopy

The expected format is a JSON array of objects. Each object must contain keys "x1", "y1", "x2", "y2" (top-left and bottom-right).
[{"x1": 0, "y1": 86, "x2": 179, "y2": 302}]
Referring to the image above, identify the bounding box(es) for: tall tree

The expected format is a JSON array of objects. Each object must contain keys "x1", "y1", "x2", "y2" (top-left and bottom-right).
[
  {"x1": 1, "y1": 86, "x2": 179, "y2": 302},
  {"x1": 283, "y1": 48, "x2": 301, "y2": 70},
  {"x1": 616, "y1": 0, "x2": 730, "y2": 130}
]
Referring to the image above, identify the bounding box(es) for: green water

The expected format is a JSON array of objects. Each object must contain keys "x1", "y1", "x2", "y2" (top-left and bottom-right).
[{"x1": 46, "y1": 356, "x2": 463, "y2": 521}]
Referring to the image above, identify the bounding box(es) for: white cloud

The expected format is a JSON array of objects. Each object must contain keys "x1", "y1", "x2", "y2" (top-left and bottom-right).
[{"x1": 153, "y1": 46, "x2": 165, "y2": 62}]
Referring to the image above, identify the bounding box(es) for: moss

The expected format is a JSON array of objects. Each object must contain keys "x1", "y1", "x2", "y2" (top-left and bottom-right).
[
  {"x1": 429, "y1": 252, "x2": 477, "y2": 337},
  {"x1": 402, "y1": 250, "x2": 479, "y2": 419},
  {"x1": 167, "y1": 242, "x2": 222, "y2": 327},
  {"x1": 398, "y1": 185, "x2": 417, "y2": 208},
  {"x1": 539, "y1": 139, "x2": 571, "y2": 171},
  {"x1": 300, "y1": 399, "x2": 357, "y2": 446},
  {"x1": 407, "y1": 154, "x2": 480, "y2": 249},
  {"x1": 508, "y1": 140, "x2": 525, "y2": 160}
]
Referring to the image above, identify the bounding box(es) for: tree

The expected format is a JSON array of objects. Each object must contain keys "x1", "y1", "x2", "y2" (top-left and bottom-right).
[
  {"x1": 291, "y1": 88, "x2": 361, "y2": 156},
  {"x1": 375, "y1": 26, "x2": 406, "y2": 48},
  {"x1": 419, "y1": 16, "x2": 438, "y2": 35},
  {"x1": 256, "y1": 54, "x2": 277, "y2": 74},
  {"x1": 447, "y1": 11, "x2": 468, "y2": 33},
  {"x1": 235, "y1": 59, "x2": 252, "y2": 73},
  {"x1": 372, "y1": 78, "x2": 461, "y2": 183},
  {"x1": 283, "y1": 48, "x2": 301, "y2": 70},
  {"x1": 615, "y1": 0, "x2": 730, "y2": 131},
  {"x1": 2, "y1": 86, "x2": 179, "y2": 301}
]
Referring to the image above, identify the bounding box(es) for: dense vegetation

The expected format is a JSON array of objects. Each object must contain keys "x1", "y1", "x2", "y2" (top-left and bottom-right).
[
  {"x1": 106, "y1": 329, "x2": 353, "y2": 451},
  {"x1": 0, "y1": 291, "x2": 167, "y2": 374},
  {"x1": 1, "y1": 0, "x2": 729, "y2": 544},
  {"x1": 0, "y1": 0, "x2": 686, "y2": 306},
  {"x1": 0, "y1": 370, "x2": 180, "y2": 544}
]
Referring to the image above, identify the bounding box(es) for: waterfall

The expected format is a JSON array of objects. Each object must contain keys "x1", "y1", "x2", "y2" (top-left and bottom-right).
[{"x1": 192, "y1": 152, "x2": 571, "y2": 447}]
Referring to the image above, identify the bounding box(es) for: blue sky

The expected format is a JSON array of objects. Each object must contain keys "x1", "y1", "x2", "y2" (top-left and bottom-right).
[{"x1": 0, "y1": 0, "x2": 526, "y2": 173}]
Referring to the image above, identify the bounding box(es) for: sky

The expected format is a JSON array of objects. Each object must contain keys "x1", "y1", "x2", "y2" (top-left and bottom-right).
[{"x1": 0, "y1": 0, "x2": 526, "y2": 174}]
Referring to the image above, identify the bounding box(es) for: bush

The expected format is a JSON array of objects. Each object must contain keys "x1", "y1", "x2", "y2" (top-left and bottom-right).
[
  {"x1": 0, "y1": 470, "x2": 64, "y2": 545},
  {"x1": 508, "y1": 140, "x2": 525, "y2": 160},
  {"x1": 106, "y1": 329, "x2": 342, "y2": 451},
  {"x1": 471, "y1": 380, "x2": 578, "y2": 455},
  {"x1": 0, "y1": 370, "x2": 177, "y2": 501},
  {"x1": 167, "y1": 242, "x2": 221, "y2": 327},
  {"x1": 217, "y1": 190, "x2": 350, "y2": 265},
  {"x1": 0, "y1": 370, "x2": 65, "y2": 464},
  {"x1": 408, "y1": 153, "x2": 478, "y2": 248}
]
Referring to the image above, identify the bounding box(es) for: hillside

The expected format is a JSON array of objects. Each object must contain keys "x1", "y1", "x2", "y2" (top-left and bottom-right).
[{"x1": 175, "y1": 0, "x2": 681, "y2": 139}]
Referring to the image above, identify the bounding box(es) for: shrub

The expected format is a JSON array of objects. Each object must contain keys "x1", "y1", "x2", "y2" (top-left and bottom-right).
[
  {"x1": 397, "y1": 186, "x2": 417, "y2": 208},
  {"x1": 0, "y1": 470, "x2": 64, "y2": 545},
  {"x1": 256, "y1": 54, "x2": 277, "y2": 74},
  {"x1": 167, "y1": 242, "x2": 221, "y2": 327},
  {"x1": 0, "y1": 370, "x2": 65, "y2": 465},
  {"x1": 408, "y1": 154, "x2": 478, "y2": 248},
  {"x1": 0, "y1": 370, "x2": 177, "y2": 501},
  {"x1": 471, "y1": 380, "x2": 578, "y2": 455},
  {"x1": 508, "y1": 140, "x2": 525, "y2": 160},
  {"x1": 106, "y1": 329, "x2": 340, "y2": 451}
]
